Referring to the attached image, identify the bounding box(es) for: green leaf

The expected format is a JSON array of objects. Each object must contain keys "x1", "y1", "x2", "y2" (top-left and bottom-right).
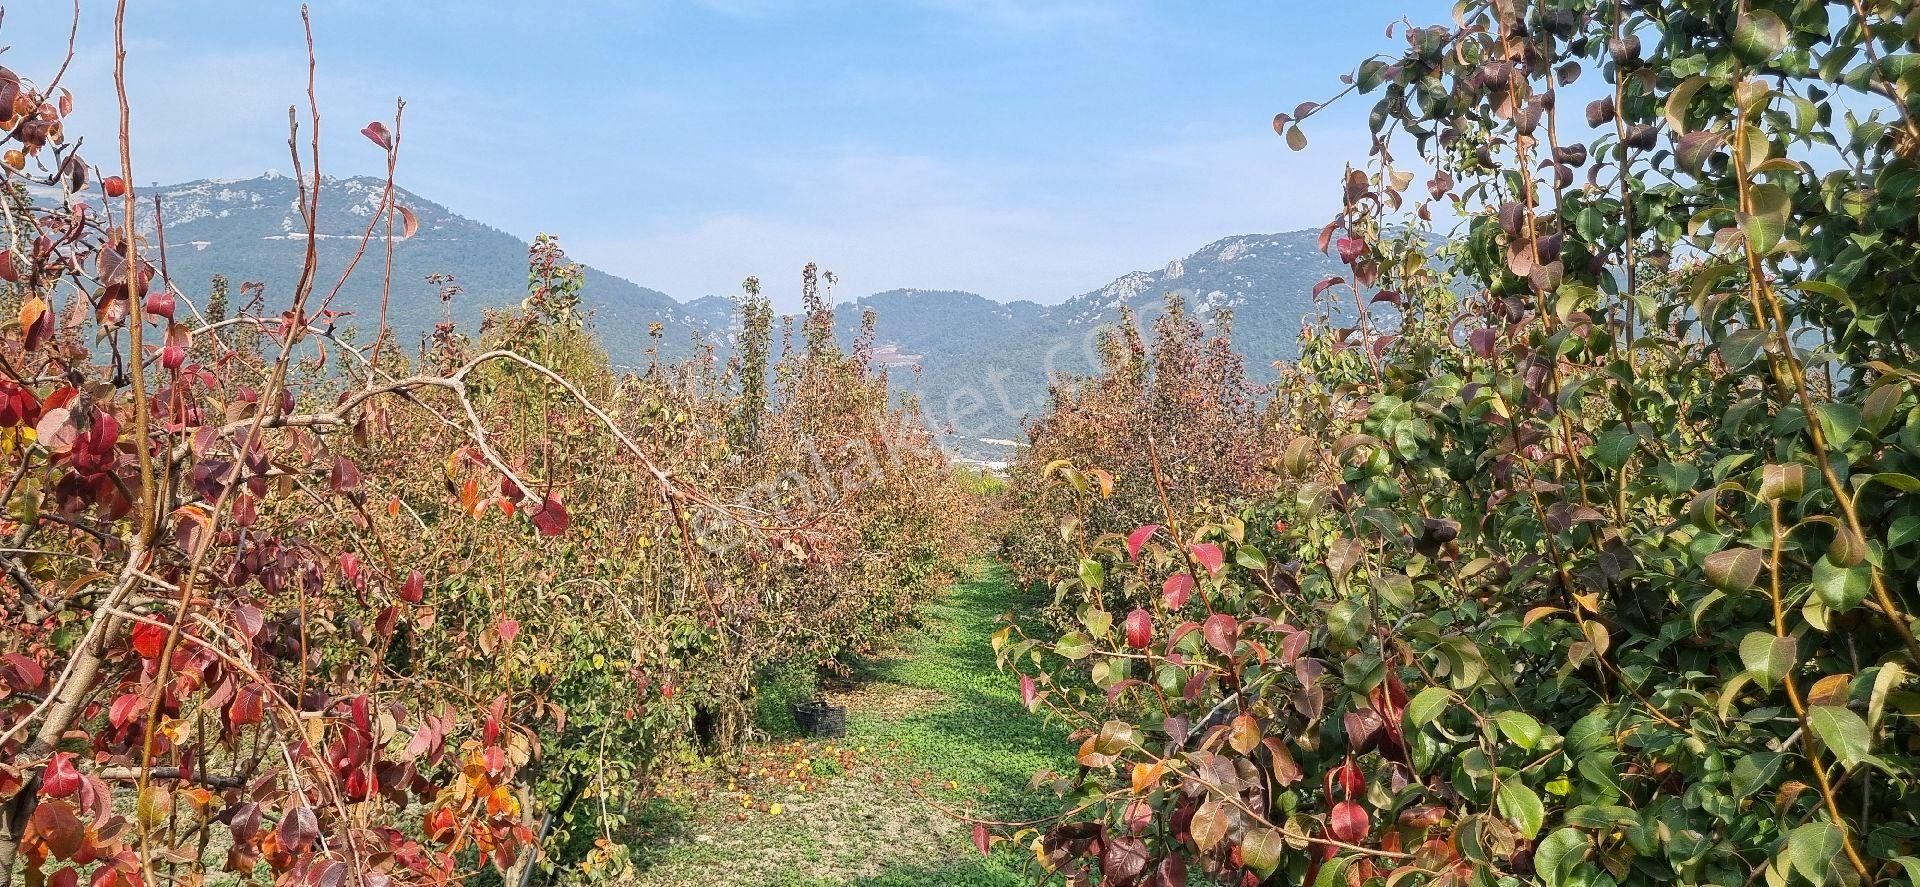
[
  {"x1": 1870, "y1": 662, "x2": 1906, "y2": 734},
  {"x1": 1534, "y1": 828, "x2": 1593, "y2": 887},
  {"x1": 1055, "y1": 632, "x2": 1094, "y2": 661},
  {"x1": 1721, "y1": 329, "x2": 1770, "y2": 371},
  {"x1": 1815, "y1": 402, "x2": 1863, "y2": 446},
  {"x1": 1808, "y1": 705, "x2": 1871, "y2": 768},
  {"x1": 1786, "y1": 821, "x2": 1844, "y2": 884},
  {"x1": 1080, "y1": 607, "x2": 1113, "y2": 638},
  {"x1": 1234, "y1": 545, "x2": 1268, "y2": 570},
  {"x1": 1870, "y1": 472, "x2": 1920, "y2": 492},
  {"x1": 1313, "y1": 856, "x2": 1355, "y2": 887},
  {"x1": 1740, "y1": 631, "x2": 1796, "y2": 689},
  {"x1": 1566, "y1": 713, "x2": 1613, "y2": 756},
  {"x1": 1665, "y1": 75, "x2": 1707, "y2": 134},
  {"x1": 1241, "y1": 827, "x2": 1284, "y2": 876},
  {"x1": 1734, "y1": 9, "x2": 1790, "y2": 64},
  {"x1": 1592, "y1": 426, "x2": 1638, "y2": 469},
  {"x1": 1564, "y1": 805, "x2": 1637, "y2": 829},
  {"x1": 1732, "y1": 752, "x2": 1784, "y2": 799},
  {"x1": 1356, "y1": 58, "x2": 1387, "y2": 93},
  {"x1": 1893, "y1": 515, "x2": 1920, "y2": 550},
  {"x1": 1812, "y1": 555, "x2": 1870, "y2": 612},
  {"x1": 1078, "y1": 558, "x2": 1104, "y2": 591},
  {"x1": 1408, "y1": 686, "x2": 1451, "y2": 727},
  {"x1": 1328, "y1": 599, "x2": 1368, "y2": 650},
  {"x1": 1742, "y1": 183, "x2": 1791, "y2": 255},
  {"x1": 1497, "y1": 781, "x2": 1546, "y2": 839},
  {"x1": 1893, "y1": 857, "x2": 1920, "y2": 887},
  {"x1": 1373, "y1": 572, "x2": 1414, "y2": 610},
  {"x1": 1492, "y1": 710, "x2": 1545, "y2": 750},
  {"x1": 1863, "y1": 383, "x2": 1904, "y2": 433},
  {"x1": 1577, "y1": 753, "x2": 1626, "y2": 797}
]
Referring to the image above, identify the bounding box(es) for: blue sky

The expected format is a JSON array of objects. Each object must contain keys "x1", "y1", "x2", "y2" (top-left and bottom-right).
[{"x1": 5, "y1": 1, "x2": 1452, "y2": 308}]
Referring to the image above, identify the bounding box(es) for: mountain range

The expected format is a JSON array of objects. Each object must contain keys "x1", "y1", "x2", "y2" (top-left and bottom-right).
[{"x1": 142, "y1": 174, "x2": 1347, "y2": 458}]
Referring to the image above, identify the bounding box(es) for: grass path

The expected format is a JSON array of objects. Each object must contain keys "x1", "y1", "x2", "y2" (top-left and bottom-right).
[{"x1": 629, "y1": 565, "x2": 1067, "y2": 886}]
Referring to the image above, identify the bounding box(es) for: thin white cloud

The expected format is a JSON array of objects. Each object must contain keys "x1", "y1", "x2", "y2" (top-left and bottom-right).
[{"x1": 565, "y1": 125, "x2": 1369, "y2": 310}]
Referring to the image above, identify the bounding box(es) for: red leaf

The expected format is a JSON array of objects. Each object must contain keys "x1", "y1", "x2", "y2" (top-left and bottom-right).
[
  {"x1": 1125, "y1": 524, "x2": 1160, "y2": 561},
  {"x1": 40, "y1": 751, "x2": 80, "y2": 798},
  {"x1": 108, "y1": 694, "x2": 142, "y2": 730},
  {"x1": 531, "y1": 495, "x2": 570, "y2": 536},
  {"x1": 1202, "y1": 614, "x2": 1239, "y2": 657},
  {"x1": 229, "y1": 684, "x2": 264, "y2": 727},
  {"x1": 484, "y1": 693, "x2": 508, "y2": 746},
  {"x1": 330, "y1": 455, "x2": 363, "y2": 494},
  {"x1": 232, "y1": 602, "x2": 264, "y2": 640},
  {"x1": 1330, "y1": 801, "x2": 1370, "y2": 844},
  {"x1": 277, "y1": 805, "x2": 319, "y2": 853},
  {"x1": 130, "y1": 621, "x2": 167, "y2": 659},
  {"x1": 1100, "y1": 836, "x2": 1150, "y2": 883},
  {"x1": 1124, "y1": 608, "x2": 1153, "y2": 650},
  {"x1": 1161, "y1": 573, "x2": 1195, "y2": 608},
  {"x1": 499, "y1": 475, "x2": 525, "y2": 503},
  {"x1": 360, "y1": 121, "x2": 393, "y2": 150},
  {"x1": 1330, "y1": 755, "x2": 1365, "y2": 799},
  {"x1": 1018, "y1": 674, "x2": 1038, "y2": 710},
  {"x1": 1189, "y1": 543, "x2": 1225, "y2": 577},
  {"x1": 143, "y1": 288, "x2": 176, "y2": 320},
  {"x1": 0, "y1": 652, "x2": 44, "y2": 692},
  {"x1": 395, "y1": 204, "x2": 420, "y2": 240},
  {"x1": 1336, "y1": 236, "x2": 1367, "y2": 263},
  {"x1": 29, "y1": 799, "x2": 82, "y2": 860},
  {"x1": 399, "y1": 570, "x2": 425, "y2": 604},
  {"x1": 1469, "y1": 327, "x2": 1497, "y2": 358},
  {"x1": 497, "y1": 618, "x2": 520, "y2": 646},
  {"x1": 972, "y1": 823, "x2": 991, "y2": 856},
  {"x1": 1280, "y1": 629, "x2": 1309, "y2": 664}
]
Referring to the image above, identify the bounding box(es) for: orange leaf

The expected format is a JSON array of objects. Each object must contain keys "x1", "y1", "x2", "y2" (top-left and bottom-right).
[
  {"x1": 1130, "y1": 761, "x2": 1165, "y2": 794},
  {"x1": 1228, "y1": 714, "x2": 1261, "y2": 755}
]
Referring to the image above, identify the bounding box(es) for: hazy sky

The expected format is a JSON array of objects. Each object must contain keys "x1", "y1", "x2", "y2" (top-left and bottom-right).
[{"x1": 3, "y1": 1, "x2": 1452, "y2": 308}]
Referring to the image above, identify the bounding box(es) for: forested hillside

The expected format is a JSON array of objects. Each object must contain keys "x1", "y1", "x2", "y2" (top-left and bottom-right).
[{"x1": 139, "y1": 175, "x2": 1346, "y2": 452}]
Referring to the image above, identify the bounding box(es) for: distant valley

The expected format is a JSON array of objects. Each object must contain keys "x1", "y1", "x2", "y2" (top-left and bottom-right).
[{"x1": 145, "y1": 174, "x2": 1348, "y2": 458}]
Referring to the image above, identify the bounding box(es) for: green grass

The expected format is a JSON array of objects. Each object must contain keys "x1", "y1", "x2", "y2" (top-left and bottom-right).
[{"x1": 628, "y1": 564, "x2": 1069, "y2": 886}]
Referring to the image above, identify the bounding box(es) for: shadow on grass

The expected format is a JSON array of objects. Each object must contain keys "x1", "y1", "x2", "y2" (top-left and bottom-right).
[{"x1": 622, "y1": 796, "x2": 702, "y2": 872}]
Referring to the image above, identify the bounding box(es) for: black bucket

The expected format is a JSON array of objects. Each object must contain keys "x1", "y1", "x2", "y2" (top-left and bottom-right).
[{"x1": 791, "y1": 697, "x2": 846, "y2": 738}]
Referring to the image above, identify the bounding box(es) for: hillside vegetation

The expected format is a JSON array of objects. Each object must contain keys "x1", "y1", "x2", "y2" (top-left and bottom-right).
[{"x1": 144, "y1": 176, "x2": 1346, "y2": 452}]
